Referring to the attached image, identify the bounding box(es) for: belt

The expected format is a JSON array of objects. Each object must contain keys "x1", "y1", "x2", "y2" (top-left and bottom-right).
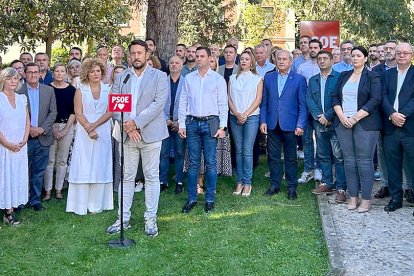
[
  {"x1": 187, "y1": 115, "x2": 218, "y2": 121},
  {"x1": 56, "y1": 118, "x2": 68, "y2": 123}
]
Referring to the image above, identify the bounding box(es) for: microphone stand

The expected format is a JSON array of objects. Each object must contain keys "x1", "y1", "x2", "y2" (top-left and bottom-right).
[{"x1": 109, "y1": 76, "x2": 135, "y2": 248}]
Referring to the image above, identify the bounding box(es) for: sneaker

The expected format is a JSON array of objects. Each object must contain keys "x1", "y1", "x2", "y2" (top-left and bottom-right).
[
  {"x1": 374, "y1": 170, "x2": 381, "y2": 181},
  {"x1": 134, "y1": 181, "x2": 144, "y2": 193},
  {"x1": 298, "y1": 171, "x2": 314, "y2": 184},
  {"x1": 144, "y1": 217, "x2": 158, "y2": 237},
  {"x1": 265, "y1": 171, "x2": 270, "y2": 178},
  {"x1": 314, "y1": 169, "x2": 322, "y2": 181},
  {"x1": 335, "y1": 190, "x2": 347, "y2": 203},
  {"x1": 160, "y1": 183, "x2": 168, "y2": 192},
  {"x1": 297, "y1": 150, "x2": 304, "y2": 160},
  {"x1": 175, "y1": 183, "x2": 183, "y2": 194},
  {"x1": 312, "y1": 183, "x2": 334, "y2": 195},
  {"x1": 106, "y1": 219, "x2": 130, "y2": 235}
]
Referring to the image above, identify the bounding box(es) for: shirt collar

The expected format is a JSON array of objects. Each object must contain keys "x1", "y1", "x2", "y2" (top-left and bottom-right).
[
  {"x1": 28, "y1": 83, "x2": 40, "y2": 90},
  {"x1": 278, "y1": 69, "x2": 290, "y2": 77},
  {"x1": 132, "y1": 65, "x2": 148, "y2": 78},
  {"x1": 397, "y1": 65, "x2": 410, "y2": 74},
  {"x1": 196, "y1": 68, "x2": 213, "y2": 77}
]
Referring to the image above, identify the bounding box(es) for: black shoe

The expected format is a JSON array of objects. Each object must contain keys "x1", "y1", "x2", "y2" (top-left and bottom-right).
[
  {"x1": 384, "y1": 199, "x2": 403, "y2": 212},
  {"x1": 406, "y1": 189, "x2": 414, "y2": 204},
  {"x1": 32, "y1": 204, "x2": 44, "y2": 212},
  {"x1": 374, "y1": 186, "x2": 389, "y2": 198},
  {"x1": 287, "y1": 190, "x2": 297, "y2": 200},
  {"x1": 160, "y1": 183, "x2": 168, "y2": 192},
  {"x1": 182, "y1": 201, "x2": 197, "y2": 213},
  {"x1": 205, "y1": 202, "x2": 215, "y2": 213},
  {"x1": 175, "y1": 183, "x2": 183, "y2": 194},
  {"x1": 264, "y1": 187, "x2": 280, "y2": 196}
]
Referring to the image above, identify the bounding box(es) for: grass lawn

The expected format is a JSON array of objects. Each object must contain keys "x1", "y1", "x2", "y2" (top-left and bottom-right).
[{"x1": 0, "y1": 158, "x2": 329, "y2": 275}]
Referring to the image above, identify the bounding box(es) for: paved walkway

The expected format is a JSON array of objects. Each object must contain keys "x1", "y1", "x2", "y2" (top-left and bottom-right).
[{"x1": 317, "y1": 181, "x2": 414, "y2": 276}]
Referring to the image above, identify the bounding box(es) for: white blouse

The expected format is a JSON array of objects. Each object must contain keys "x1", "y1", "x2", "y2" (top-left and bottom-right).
[{"x1": 229, "y1": 71, "x2": 262, "y2": 116}]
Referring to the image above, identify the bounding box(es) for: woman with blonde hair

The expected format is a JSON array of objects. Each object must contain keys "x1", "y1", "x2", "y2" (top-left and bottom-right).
[
  {"x1": 0, "y1": 68, "x2": 30, "y2": 225},
  {"x1": 66, "y1": 59, "x2": 113, "y2": 215}
]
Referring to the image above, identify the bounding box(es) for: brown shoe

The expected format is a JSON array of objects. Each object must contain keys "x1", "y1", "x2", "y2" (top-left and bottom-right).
[
  {"x1": 55, "y1": 190, "x2": 64, "y2": 199},
  {"x1": 311, "y1": 183, "x2": 334, "y2": 195},
  {"x1": 374, "y1": 186, "x2": 389, "y2": 198},
  {"x1": 335, "y1": 190, "x2": 347, "y2": 204},
  {"x1": 42, "y1": 192, "x2": 51, "y2": 201}
]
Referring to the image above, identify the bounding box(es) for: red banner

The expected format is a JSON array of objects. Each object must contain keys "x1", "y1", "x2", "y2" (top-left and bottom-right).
[
  {"x1": 108, "y1": 94, "x2": 132, "y2": 112},
  {"x1": 300, "y1": 21, "x2": 340, "y2": 51}
]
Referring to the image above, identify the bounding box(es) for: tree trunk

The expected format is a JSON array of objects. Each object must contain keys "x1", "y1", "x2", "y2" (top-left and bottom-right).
[
  {"x1": 45, "y1": 36, "x2": 54, "y2": 58},
  {"x1": 146, "y1": 0, "x2": 179, "y2": 61}
]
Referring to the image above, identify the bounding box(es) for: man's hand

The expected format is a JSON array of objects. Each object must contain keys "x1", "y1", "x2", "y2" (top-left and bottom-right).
[
  {"x1": 214, "y1": 128, "x2": 226, "y2": 138},
  {"x1": 390, "y1": 112, "x2": 406, "y2": 127},
  {"x1": 260, "y1": 123, "x2": 267, "y2": 134},
  {"x1": 171, "y1": 121, "x2": 179, "y2": 131},
  {"x1": 29, "y1": 127, "x2": 44, "y2": 138},
  {"x1": 178, "y1": 128, "x2": 186, "y2": 139},
  {"x1": 123, "y1": 120, "x2": 139, "y2": 134},
  {"x1": 166, "y1": 120, "x2": 173, "y2": 128},
  {"x1": 318, "y1": 114, "x2": 329, "y2": 126},
  {"x1": 127, "y1": 129, "x2": 141, "y2": 142},
  {"x1": 295, "y1": 127, "x2": 304, "y2": 136}
]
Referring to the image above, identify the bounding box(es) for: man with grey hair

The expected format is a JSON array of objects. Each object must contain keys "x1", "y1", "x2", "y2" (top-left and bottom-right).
[
  {"x1": 34, "y1": 53, "x2": 53, "y2": 85},
  {"x1": 96, "y1": 45, "x2": 113, "y2": 84},
  {"x1": 260, "y1": 49, "x2": 307, "y2": 200},
  {"x1": 255, "y1": 44, "x2": 275, "y2": 77},
  {"x1": 332, "y1": 40, "x2": 356, "y2": 72}
]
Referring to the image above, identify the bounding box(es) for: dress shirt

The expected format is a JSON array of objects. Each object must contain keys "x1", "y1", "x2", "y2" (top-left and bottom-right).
[
  {"x1": 27, "y1": 83, "x2": 40, "y2": 127},
  {"x1": 178, "y1": 68, "x2": 228, "y2": 128},
  {"x1": 332, "y1": 61, "x2": 354, "y2": 73},
  {"x1": 130, "y1": 65, "x2": 147, "y2": 118},
  {"x1": 277, "y1": 71, "x2": 289, "y2": 96},
  {"x1": 256, "y1": 60, "x2": 275, "y2": 77},
  {"x1": 394, "y1": 66, "x2": 409, "y2": 112},
  {"x1": 292, "y1": 54, "x2": 310, "y2": 73},
  {"x1": 298, "y1": 59, "x2": 320, "y2": 83}
]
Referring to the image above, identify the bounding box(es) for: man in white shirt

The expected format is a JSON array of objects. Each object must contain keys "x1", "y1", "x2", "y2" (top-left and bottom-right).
[{"x1": 178, "y1": 46, "x2": 228, "y2": 213}]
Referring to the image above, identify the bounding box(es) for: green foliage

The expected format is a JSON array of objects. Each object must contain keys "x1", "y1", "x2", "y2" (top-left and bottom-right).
[
  {"x1": 51, "y1": 47, "x2": 69, "y2": 66},
  {"x1": 0, "y1": 158, "x2": 329, "y2": 275},
  {"x1": 0, "y1": 0, "x2": 136, "y2": 56},
  {"x1": 178, "y1": 0, "x2": 239, "y2": 46}
]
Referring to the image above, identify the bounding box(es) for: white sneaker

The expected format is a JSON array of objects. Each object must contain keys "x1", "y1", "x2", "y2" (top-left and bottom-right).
[
  {"x1": 314, "y1": 169, "x2": 322, "y2": 181},
  {"x1": 134, "y1": 181, "x2": 144, "y2": 193},
  {"x1": 106, "y1": 219, "x2": 130, "y2": 235},
  {"x1": 144, "y1": 217, "x2": 158, "y2": 237},
  {"x1": 298, "y1": 171, "x2": 314, "y2": 184},
  {"x1": 265, "y1": 171, "x2": 270, "y2": 178}
]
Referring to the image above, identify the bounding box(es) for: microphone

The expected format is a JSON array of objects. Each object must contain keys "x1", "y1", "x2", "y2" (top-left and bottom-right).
[{"x1": 123, "y1": 73, "x2": 131, "y2": 84}]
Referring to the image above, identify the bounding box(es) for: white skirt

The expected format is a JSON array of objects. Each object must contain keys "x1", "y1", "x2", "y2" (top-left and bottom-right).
[{"x1": 66, "y1": 182, "x2": 113, "y2": 215}]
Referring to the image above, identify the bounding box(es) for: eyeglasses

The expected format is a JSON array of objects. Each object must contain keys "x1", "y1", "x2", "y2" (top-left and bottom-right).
[
  {"x1": 26, "y1": 71, "x2": 40, "y2": 75},
  {"x1": 396, "y1": 51, "x2": 413, "y2": 56}
]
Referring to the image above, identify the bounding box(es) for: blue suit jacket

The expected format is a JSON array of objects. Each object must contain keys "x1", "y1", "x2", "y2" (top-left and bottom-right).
[
  {"x1": 260, "y1": 70, "x2": 307, "y2": 131},
  {"x1": 382, "y1": 65, "x2": 414, "y2": 136},
  {"x1": 306, "y1": 70, "x2": 340, "y2": 125}
]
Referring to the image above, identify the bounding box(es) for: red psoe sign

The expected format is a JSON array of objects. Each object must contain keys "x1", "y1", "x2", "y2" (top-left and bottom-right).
[
  {"x1": 108, "y1": 94, "x2": 132, "y2": 112},
  {"x1": 300, "y1": 21, "x2": 340, "y2": 51}
]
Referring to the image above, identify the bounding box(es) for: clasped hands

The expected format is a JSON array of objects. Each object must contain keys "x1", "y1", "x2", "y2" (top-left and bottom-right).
[
  {"x1": 83, "y1": 122, "x2": 99, "y2": 140},
  {"x1": 123, "y1": 120, "x2": 141, "y2": 142},
  {"x1": 3, "y1": 140, "x2": 26, "y2": 152},
  {"x1": 390, "y1": 112, "x2": 406, "y2": 127},
  {"x1": 318, "y1": 114, "x2": 331, "y2": 127},
  {"x1": 29, "y1": 127, "x2": 45, "y2": 138},
  {"x1": 235, "y1": 112, "x2": 248, "y2": 125},
  {"x1": 340, "y1": 115, "x2": 358, "y2": 128},
  {"x1": 52, "y1": 126, "x2": 68, "y2": 140}
]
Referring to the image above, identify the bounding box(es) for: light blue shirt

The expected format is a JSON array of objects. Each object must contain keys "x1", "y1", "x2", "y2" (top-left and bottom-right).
[
  {"x1": 277, "y1": 71, "x2": 289, "y2": 96},
  {"x1": 292, "y1": 54, "x2": 310, "y2": 73},
  {"x1": 332, "y1": 61, "x2": 354, "y2": 73},
  {"x1": 298, "y1": 59, "x2": 320, "y2": 83},
  {"x1": 256, "y1": 60, "x2": 275, "y2": 77},
  {"x1": 27, "y1": 84, "x2": 40, "y2": 127},
  {"x1": 342, "y1": 80, "x2": 359, "y2": 117}
]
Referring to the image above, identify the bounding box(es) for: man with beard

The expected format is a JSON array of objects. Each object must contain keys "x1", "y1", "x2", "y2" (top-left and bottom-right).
[
  {"x1": 181, "y1": 46, "x2": 197, "y2": 76},
  {"x1": 175, "y1": 44, "x2": 187, "y2": 61},
  {"x1": 377, "y1": 43, "x2": 385, "y2": 63},
  {"x1": 34, "y1": 53, "x2": 53, "y2": 85},
  {"x1": 368, "y1": 44, "x2": 380, "y2": 70},
  {"x1": 332, "y1": 40, "x2": 356, "y2": 73},
  {"x1": 107, "y1": 39, "x2": 168, "y2": 237}
]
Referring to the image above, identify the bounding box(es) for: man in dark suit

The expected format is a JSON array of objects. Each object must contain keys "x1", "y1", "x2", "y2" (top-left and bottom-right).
[
  {"x1": 382, "y1": 42, "x2": 414, "y2": 213},
  {"x1": 260, "y1": 50, "x2": 307, "y2": 200},
  {"x1": 18, "y1": 63, "x2": 57, "y2": 211}
]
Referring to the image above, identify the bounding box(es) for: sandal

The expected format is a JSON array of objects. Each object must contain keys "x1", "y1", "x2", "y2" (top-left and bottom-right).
[
  {"x1": 56, "y1": 190, "x2": 64, "y2": 199},
  {"x1": 3, "y1": 211, "x2": 20, "y2": 226},
  {"x1": 42, "y1": 192, "x2": 51, "y2": 201}
]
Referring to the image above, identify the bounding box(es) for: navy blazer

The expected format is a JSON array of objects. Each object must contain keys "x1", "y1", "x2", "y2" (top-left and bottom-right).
[
  {"x1": 331, "y1": 68, "x2": 382, "y2": 131},
  {"x1": 306, "y1": 70, "x2": 340, "y2": 125},
  {"x1": 164, "y1": 75, "x2": 185, "y2": 121},
  {"x1": 382, "y1": 65, "x2": 414, "y2": 136},
  {"x1": 260, "y1": 70, "x2": 307, "y2": 131}
]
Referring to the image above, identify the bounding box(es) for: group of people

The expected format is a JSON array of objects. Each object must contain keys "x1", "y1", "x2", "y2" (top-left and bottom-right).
[{"x1": 0, "y1": 35, "x2": 413, "y2": 237}]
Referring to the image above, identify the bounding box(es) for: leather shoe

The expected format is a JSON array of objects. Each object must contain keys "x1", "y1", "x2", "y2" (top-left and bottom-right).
[
  {"x1": 405, "y1": 189, "x2": 414, "y2": 204},
  {"x1": 374, "y1": 186, "x2": 389, "y2": 198},
  {"x1": 160, "y1": 183, "x2": 168, "y2": 192},
  {"x1": 287, "y1": 190, "x2": 297, "y2": 200},
  {"x1": 175, "y1": 184, "x2": 183, "y2": 194},
  {"x1": 205, "y1": 202, "x2": 215, "y2": 213},
  {"x1": 181, "y1": 201, "x2": 197, "y2": 213},
  {"x1": 32, "y1": 204, "x2": 44, "y2": 212},
  {"x1": 384, "y1": 199, "x2": 402, "y2": 212},
  {"x1": 264, "y1": 187, "x2": 280, "y2": 196}
]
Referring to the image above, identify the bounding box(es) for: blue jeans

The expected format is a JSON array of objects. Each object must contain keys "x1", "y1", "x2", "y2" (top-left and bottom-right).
[
  {"x1": 28, "y1": 139, "x2": 50, "y2": 206},
  {"x1": 303, "y1": 118, "x2": 321, "y2": 172},
  {"x1": 159, "y1": 129, "x2": 185, "y2": 184},
  {"x1": 186, "y1": 117, "x2": 218, "y2": 203},
  {"x1": 314, "y1": 123, "x2": 346, "y2": 190},
  {"x1": 267, "y1": 124, "x2": 298, "y2": 191},
  {"x1": 230, "y1": 115, "x2": 259, "y2": 185}
]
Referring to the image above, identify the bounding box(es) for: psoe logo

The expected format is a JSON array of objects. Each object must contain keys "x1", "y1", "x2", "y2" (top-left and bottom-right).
[{"x1": 108, "y1": 94, "x2": 132, "y2": 112}]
